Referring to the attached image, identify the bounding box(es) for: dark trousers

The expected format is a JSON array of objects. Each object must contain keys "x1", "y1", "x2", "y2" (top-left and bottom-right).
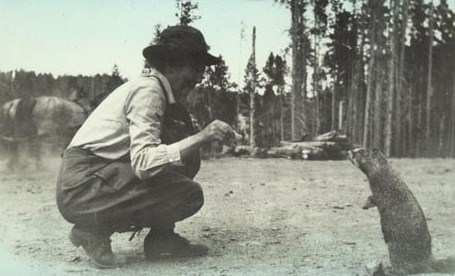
[{"x1": 56, "y1": 147, "x2": 203, "y2": 234}]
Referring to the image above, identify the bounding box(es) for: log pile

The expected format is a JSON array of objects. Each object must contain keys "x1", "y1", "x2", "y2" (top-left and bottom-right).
[{"x1": 232, "y1": 130, "x2": 352, "y2": 160}]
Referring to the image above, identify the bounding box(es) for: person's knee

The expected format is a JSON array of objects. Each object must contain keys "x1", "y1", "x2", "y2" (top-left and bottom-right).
[{"x1": 186, "y1": 181, "x2": 204, "y2": 214}]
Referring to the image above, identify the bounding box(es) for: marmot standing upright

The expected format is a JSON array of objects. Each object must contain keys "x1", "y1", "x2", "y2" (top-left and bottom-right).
[{"x1": 348, "y1": 148, "x2": 455, "y2": 275}]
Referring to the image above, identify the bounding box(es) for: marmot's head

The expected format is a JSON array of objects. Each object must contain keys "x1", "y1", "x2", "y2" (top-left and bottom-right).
[{"x1": 348, "y1": 148, "x2": 388, "y2": 175}]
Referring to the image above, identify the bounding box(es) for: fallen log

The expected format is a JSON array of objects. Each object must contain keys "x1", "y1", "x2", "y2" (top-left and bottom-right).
[
  {"x1": 277, "y1": 140, "x2": 349, "y2": 160},
  {"x1": 232, "y1": 145, "x2": 268, "y2": 158},
  {"x1": 231, "y1": 130, "x2": 352, "y2": 160}
]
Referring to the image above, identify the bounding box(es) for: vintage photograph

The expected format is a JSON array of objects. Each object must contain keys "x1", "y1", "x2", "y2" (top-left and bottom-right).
[{"x1": 1, "y1": 0, "x2": 454, "y2": 275}]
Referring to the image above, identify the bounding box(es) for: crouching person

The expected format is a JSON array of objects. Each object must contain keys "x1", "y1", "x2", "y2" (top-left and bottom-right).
[{"x1": 56, "y1": 25, "x2": 235, "y2": 268}]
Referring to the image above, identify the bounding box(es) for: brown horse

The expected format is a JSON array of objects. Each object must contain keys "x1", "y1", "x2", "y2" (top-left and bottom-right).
[{"x1": 0, "y1": 94, "x2": 93, "y2": 171}]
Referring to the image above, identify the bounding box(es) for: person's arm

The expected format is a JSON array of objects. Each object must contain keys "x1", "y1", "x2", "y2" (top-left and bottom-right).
[
  {"x1": 177, "y1": 119, "x2": 236, "y2": 161},
  {"x1": 126, "y1": 79, "x2": 181, "y2": 179},
  {"x1": 126, "y1": 79, "x2": 236, "y2": 179}
]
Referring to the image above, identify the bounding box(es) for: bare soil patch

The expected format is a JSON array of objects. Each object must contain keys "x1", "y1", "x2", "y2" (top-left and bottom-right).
[{"x1": 1, "y1": 156, "x2": 454, "y2": 275}]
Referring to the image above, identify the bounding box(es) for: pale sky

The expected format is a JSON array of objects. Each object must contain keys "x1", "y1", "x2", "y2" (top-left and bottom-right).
[
  {"x1": 1, "y1": 0, "x2": 454, "y2": 85},
  {"x1": 0, "y1": 0, "x2": 290, "y2": 84}
]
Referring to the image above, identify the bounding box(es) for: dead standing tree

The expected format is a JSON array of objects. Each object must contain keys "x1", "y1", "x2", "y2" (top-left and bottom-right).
[{"x1": 243, "y1": 27, "x2": 259, "y2": 147}]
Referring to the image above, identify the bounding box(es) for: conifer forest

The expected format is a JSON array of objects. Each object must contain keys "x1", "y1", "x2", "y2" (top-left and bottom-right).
[{"x1": 1, "y1": 0, "x2": 454, "y2": 158}]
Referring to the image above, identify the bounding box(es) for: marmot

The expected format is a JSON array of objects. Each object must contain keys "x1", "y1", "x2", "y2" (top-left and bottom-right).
[{"x1": 348, "y1": 148, "x2": 455, "y2": 275}]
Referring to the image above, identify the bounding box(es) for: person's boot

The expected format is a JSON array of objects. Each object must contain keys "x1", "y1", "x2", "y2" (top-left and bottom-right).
[
  {"x1": 143, "y1": 229, "x2": 209, "y2": 259},
  {"x1": 69, "y1": 226, "x2": 126, "y2": 269}
]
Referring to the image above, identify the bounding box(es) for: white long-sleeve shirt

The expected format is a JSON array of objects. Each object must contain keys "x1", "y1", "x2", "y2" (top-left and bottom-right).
[{"x1": 68, "y1": 69, "x2": 183, "y2": 179}]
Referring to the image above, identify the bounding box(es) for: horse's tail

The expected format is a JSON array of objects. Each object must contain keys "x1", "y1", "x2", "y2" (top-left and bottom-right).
[
  {"x1": 0, "y1": 102, "x2": 19, "y2": 156},
  {"x1": 0, "y1": 98, "x2": 38, "y2": 140},
  {"x1": 0, "y1": 101, "x2": 16, "y2": 139}
]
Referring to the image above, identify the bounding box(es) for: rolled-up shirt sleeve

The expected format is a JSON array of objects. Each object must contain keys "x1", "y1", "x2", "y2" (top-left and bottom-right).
[{"x1": 126, "y1": 79, "x2": 182, "y2": 179}]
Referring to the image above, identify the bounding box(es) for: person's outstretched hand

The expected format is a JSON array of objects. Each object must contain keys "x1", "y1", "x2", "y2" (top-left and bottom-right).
[{"x1": 200, "y1": 119, "x2": 237, "y2": 143}]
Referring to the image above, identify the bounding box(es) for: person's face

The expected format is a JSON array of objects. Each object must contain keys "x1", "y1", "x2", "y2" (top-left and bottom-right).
[{"x1": 170, "y1": 62, "x2": 205, "y2": 100}]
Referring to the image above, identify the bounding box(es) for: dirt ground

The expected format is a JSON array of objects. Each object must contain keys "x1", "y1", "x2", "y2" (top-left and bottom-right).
[{"x1": 0, "y1": 153, "x2": 454, "y2": 276}]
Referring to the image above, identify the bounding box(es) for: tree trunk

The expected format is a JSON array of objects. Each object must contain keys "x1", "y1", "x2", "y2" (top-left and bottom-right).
[
  {"x1": 346, "y1": 0, "x2": 357, "y2": 142},
  {"x1": 385, "y1": 0, "x2": 398, "y2": 157},
  {"x1": 374, "y1": 64, "x2": 384, "y2": 150},
  {"x1": 280, "y1": 94, "x2": 284, "y2": 141},
  {"x1": 451, "y1": 69, "x2": 455, "y2": 158},
  {"x1": 396, "y1": 0, "x2": 409, "y2": 157},
  {"x1": 332, "y1": 76, "x2": 337, "y2": 131},
  {"x1": 416, "y1": 91, "x2": 423, "y2": 156},
  {"x1": 363, "y1": 11, "x2": 377, "y2": 148},
  {"x1": 425, "y1": 1, "x2": 434, "y2": 143},
  {"x1": 312, "y1": 0, "x2": 321, "y2": 135},
  {"x1": 236, "y1": 90, "x2": 240, "y2": 130},
  {"x1": 290, "y1": 0, "x2": 306, "y2": 140},
  {"x1": 406, "y1": 85, "x2": 414, "y2": 156},
  {"x1": 249, "y1": 26, "x2": 257, "y2": 147},
  {"x1": 355, "y1": 0, "x2": 366, "y2": 145}
]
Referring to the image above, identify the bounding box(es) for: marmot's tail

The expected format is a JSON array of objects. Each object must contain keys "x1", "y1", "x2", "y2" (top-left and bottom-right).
[{"x1": 431, "y1": 256, "x2": 455, "y2": 273}]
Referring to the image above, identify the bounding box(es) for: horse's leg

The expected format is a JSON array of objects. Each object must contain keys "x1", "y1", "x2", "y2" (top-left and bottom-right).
[
  {"x1": 6, "y1": 141, "x2": 19, "y2": 172},
  {"x1": 30, "y1": 136, "x2": 44, "y2": 170}
]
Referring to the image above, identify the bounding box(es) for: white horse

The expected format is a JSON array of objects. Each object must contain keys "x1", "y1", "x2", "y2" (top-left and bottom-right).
[{"x1": 0, "y1": 93, "x2": 93, "y2": 171}]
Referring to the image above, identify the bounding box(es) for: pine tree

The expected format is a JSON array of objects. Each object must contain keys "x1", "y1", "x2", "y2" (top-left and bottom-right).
[
  {"x1": 276, "y1": 0, "x2": 309, "y2": 140},
  {"x1": 175, "y1": 0, "x2": 201, "y2": 26},
  {"x1": 262, "y1": 52, "x2": 288, "y2": 143}
]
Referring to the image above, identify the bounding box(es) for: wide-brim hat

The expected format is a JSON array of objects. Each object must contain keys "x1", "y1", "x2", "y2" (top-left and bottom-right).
[{"x1": 143, "y1": 25, "x2": 221, "y2": 66}]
